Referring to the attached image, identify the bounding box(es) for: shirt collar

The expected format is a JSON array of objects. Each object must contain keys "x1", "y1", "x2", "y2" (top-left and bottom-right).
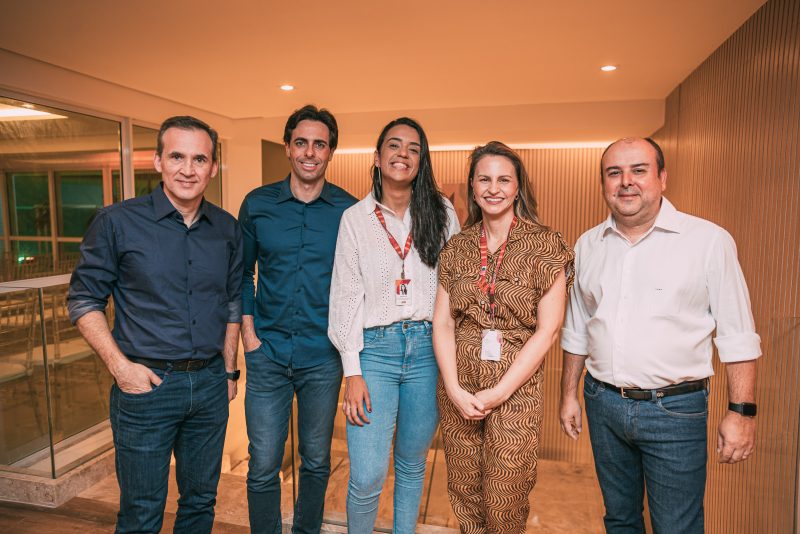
[
  {"x1": 363, "y1": 193, "x2": 412, "y2": 227},
  {"x1": 152, "y1": 183, "x2": 211, "y2": 224},
  {"x1": 152, "y1": 183, "x2": 177, "y2": 220},
  {"x1": 601, "y1": 196, "x2": 681, "y2": 240},
  {"x1": 277, "y1": 175, "x2": 335, "y2": 205}
]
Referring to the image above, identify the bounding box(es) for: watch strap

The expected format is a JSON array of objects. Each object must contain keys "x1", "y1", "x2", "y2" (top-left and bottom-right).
[
  {"x1": 226, "y1": 370, "x2": 241, "y2": 381},
  {"x1": 728, "y1": 401, "x2": 757, "y2": 417}
]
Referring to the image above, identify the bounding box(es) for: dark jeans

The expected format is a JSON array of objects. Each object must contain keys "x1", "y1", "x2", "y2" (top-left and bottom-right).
[
  {"x1": 244, "y1": 348, "x2": 342, "y2": 534},
  {"x1": 584, "y1": 372, "x2": 707, "y2": 534},
  {"x1": 109, "y1": 356, "x2": 229, "y2": 534}
]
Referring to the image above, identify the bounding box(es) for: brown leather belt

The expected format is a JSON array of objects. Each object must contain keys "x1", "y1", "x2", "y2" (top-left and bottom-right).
[{"x1": 597, "y1": 378, "x2": 708, "y2": 400}]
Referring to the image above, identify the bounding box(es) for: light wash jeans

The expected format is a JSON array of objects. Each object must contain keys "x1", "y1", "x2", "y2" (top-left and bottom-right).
[
  {"x1": 346, "y1": 320, "x2": 439, "y2": 534},
  {"x1": 584, "y1": 372, "x2": 708, "y2": 534}
]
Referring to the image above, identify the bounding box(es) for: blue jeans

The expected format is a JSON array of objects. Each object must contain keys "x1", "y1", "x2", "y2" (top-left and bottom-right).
[
  {"x1": 110, "y1": 356, "x2": 229, "y2": 534},
  {"x1": 583, "y1": 373, "x2": 707, "y2": 534},
  {"x1": 244, "y1": 348, "x2": 342, "y2": 534},
  {"x1": 346, "y1": 321, "x2": 439, "y2": 534}
]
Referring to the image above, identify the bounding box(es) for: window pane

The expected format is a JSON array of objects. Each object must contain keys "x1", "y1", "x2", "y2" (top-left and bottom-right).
[
  {"x1": 58, "y1": 241, "x2": 82, "y2": 274},
  {"x1": 135, "y1": 171, "x2": 161, "y2": 197},
  {"x1": 56, "y1": 171, "x2": 103, "y2": 237},
  {"x1": 133, "y1": 125, "x2": 158, "y2": 198},
  {"x1": 112, "y1": 170, "x2": 122, "y2": 203},
  {"x1": 0, "y1": 95, "x2": 121, "y2": 280},
  {"x1": 7, "y1": 172, "x2": 50, "y2": 236},
  {"x1": 11, "y1": 240, "x2": 52, "y2": 279}
]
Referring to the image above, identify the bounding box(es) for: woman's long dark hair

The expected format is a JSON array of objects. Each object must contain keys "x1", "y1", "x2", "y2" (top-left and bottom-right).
[{"x1": 371, "y1": 117, "x2": 449, "y2": 268}]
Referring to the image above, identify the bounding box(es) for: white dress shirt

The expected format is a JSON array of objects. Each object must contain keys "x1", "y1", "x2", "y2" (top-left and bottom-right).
[
  {"x1": 561, "y1": 197, "x2": 761, "y2": 389},
  {"x1": 328, "y1": 193, "x2": 460, "y2": 376}
]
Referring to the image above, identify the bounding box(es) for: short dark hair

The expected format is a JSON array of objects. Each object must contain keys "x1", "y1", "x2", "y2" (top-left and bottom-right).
[
  {"x1": 283, "y1": 105, "x2": 338, "y2": 150},
  {"x1": 157, "y1": 116, "x2": 219, "y2": 162},
  {"x1": 600, "y1": 137, "x2": 665, "y2": 179}
]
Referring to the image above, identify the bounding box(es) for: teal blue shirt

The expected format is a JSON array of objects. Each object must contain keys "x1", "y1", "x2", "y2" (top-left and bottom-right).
[{"x1": 239, "y1": 176, "x2": 356, "y2": 368}]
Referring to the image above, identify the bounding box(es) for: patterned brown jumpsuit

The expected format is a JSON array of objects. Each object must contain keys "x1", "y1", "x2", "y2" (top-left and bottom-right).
[{"x1": 436, "y1": 218, "x2": 574, "y2": 534}]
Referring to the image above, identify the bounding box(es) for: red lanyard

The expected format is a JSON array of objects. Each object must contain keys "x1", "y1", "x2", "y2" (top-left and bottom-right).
[
  {"x1": 374, "y1": 205, "x2": 413, "y2": 278},
  {"x1": 478, "y1": 217, "x2": 516, "y2": 321}
]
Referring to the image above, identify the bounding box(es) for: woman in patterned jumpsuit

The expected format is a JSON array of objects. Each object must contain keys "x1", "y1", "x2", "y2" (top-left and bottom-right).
[{"x1": 433, "y1": 141, "x2": 574, "y2": 533}]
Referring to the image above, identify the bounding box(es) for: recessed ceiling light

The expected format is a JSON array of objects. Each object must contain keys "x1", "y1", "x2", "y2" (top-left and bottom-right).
[
  {"x1": 600, "y1": 65, "x2": 618, "y2": 72},
  {"x1": 280, "y1": 84, "x2": 295, "y2": 91}
]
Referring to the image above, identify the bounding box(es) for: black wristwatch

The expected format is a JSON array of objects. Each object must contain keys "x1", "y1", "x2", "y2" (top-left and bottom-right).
[
  {"x1": 226, "y1": 370, "x2": 241, "y2": 381},
  {"x1": 728, "y1": 402, "x2": 757, "y2": 417}
]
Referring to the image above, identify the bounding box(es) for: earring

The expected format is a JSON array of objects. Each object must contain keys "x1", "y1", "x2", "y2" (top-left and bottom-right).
[{"x1": 376, "y1": 167, "x2": 382, "y2": 188}]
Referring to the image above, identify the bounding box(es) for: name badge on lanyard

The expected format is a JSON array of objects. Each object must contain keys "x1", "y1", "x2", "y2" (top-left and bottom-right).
[
  {"x1": 375, "y1": 205, "x2": 413, "y2": 307},
  {"x1": 477, "y1": 218, "x2": 516, "y2": 361}
]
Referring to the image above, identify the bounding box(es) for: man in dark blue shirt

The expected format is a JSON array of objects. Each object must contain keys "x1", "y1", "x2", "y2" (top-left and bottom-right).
[
  {"x1": 239, "y1": 105, "x2": 356, "y2": 533},
  {"x1": 68, "y1": 116, "x2": 243, "y2": 534}
]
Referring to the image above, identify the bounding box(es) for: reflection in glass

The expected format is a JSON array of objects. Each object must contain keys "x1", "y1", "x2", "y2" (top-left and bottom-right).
[
  {"x1": 0, "y1": 284, "x2": 114, "y2": 477},
  {"x1": 0, "y1": 95, "x2": 121, "y2": 281},
  {"x1": 56, "y1": 171, "x2": 103, "y2": 237},
  {"x1": 7, "y1": 172, "x2": 50, "y2": 237}
]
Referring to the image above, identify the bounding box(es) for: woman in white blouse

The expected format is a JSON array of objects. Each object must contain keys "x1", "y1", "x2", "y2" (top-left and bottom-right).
[{"x1": 328, "y1": 117, "x2": 460, "y2": 533}]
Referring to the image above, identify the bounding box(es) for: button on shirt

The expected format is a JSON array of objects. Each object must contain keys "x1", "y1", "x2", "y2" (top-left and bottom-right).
[
  {"x1": 561, "y1": 197, "x2": 761, "y2": 389},
  {"x1": 68, "y1": 184, "x2": 244, "y2": 361},
  {"x1": 328, "y1": 193, "x2": 460, "y2": 376},
  {"x1": 239, "y1": 176, "x2": 356, "y2": 369}
]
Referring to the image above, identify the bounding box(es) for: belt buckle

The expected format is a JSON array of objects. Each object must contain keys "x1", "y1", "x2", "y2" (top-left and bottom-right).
[
  {"x1": 186, "y1": 359, "x2": 202, "y2": 371},
  {"x1": 620, "y1": 387, "x2": 629, "y2": 399}
]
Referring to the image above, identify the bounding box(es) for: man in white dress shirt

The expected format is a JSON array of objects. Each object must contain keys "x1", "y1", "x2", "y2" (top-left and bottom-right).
[{"x1": 559, "y1": 137, "x2": 760, "y2": 533}]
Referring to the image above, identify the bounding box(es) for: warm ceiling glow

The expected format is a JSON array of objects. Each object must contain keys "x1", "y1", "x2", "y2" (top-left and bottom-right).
[
  {"x1": 0, "y1": 104, "x2": 67, "y2": 121},
  {"x1": 280, "y1": 84, "x2": 295, "y2": 91},
  {"x1": 600, "y1": 65, "x2": 618, "y2": 72}
]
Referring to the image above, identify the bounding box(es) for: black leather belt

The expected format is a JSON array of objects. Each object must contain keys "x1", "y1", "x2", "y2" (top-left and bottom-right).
[
  {"x1": 597, "y1": 378, "x2": 708, "y2": 400},
  {"x1": 128, "y1": 354, "x2": 219, "y2": 372}
]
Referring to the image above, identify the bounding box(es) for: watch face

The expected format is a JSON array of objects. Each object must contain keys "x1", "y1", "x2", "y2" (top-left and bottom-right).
[{"x1": 741, "y1": 403, "x2": 757, "y2": 416}]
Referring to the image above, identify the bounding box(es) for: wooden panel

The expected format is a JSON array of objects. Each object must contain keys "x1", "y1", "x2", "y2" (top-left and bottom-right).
[{"x1": 652, "y1": 0, "x2": 800, "y2": 531}]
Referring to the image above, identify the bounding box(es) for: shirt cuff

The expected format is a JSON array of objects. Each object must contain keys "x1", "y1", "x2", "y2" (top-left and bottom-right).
[
  {"x1": 68, "y1": 298, "x2": 107, "y2": 325},
  {"x1": 242, "y1": 298, "x2": 254, "y2": 316},
  {"x1": 714, "y1": 332, "x2": 762, "y2": 362},
  {"x1": 227, "y1": 300, "x2": 242, "y2": 324},
  {"x1": 341, "y1": 350, "x2": 362, "y2": 377},
  {"x1": 560, "y1": 327, "x2": 589, "y2": 356}
]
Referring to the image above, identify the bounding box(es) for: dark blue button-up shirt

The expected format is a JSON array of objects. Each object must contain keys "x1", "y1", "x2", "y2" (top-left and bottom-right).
[
  {"x1": 68, "y1": 184, "x2": 243, "y2": 361},
  {"x1": 239, "y1": 176, "x2": 356, "y2": 369}
]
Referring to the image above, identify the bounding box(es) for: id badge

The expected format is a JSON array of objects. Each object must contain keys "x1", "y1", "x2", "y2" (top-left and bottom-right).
[
  {"x1": 395, "y1": 279, "x2": 412, "y2": 306},
  {"x1": 480, "y1": 329, "x2": 502, "y2": 361}
]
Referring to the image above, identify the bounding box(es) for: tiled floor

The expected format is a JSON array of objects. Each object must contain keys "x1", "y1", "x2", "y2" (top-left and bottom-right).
[{"x1": 0, "y1": 457, "x2": 604, "y2": 533}]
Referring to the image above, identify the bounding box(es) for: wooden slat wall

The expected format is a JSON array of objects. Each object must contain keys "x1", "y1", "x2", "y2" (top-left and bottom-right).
[
  {"x1": 652, "y1": 0, "x2": 800, "y2": 531},
  {"x1": 327, "y1": 146, "x2": 607, "y2": 464}
]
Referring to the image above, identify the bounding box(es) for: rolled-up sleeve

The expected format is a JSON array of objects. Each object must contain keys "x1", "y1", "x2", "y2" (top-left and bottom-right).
[
  {"x1": 68, "y1": 210, "x2": 117, "y2": 324},
  {"x1": 239, "y1": 196, "x2": 258, "y2": 316},
  {"x1": 708, "y1": 230, "x2": 762, "y2": 362},
  {"x1": 227, "y1": 221, "x2": 244, "y2": 323}
]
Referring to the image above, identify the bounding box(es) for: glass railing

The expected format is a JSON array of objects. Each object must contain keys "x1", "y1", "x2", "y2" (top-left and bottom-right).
[{"x1": 0, "y1": 274, "x2": 113, "y2": 478}]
